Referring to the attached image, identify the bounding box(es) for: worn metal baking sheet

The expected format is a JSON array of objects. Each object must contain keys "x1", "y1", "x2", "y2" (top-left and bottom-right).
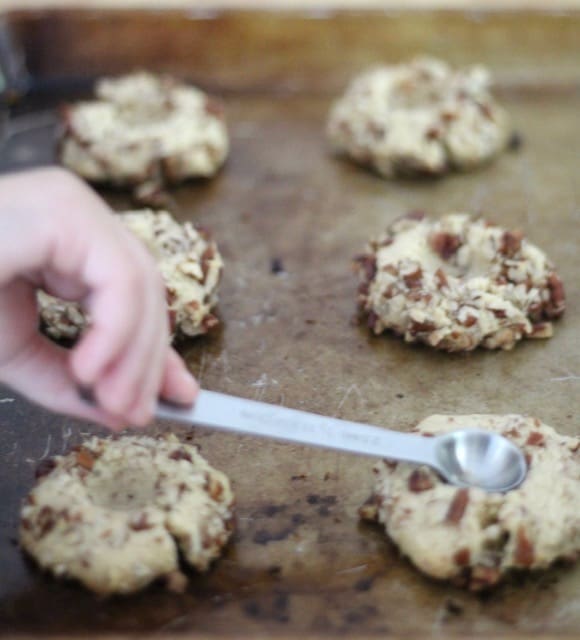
[{"x1": 0, "y1": 8, "x2": 579, "y2": 637}]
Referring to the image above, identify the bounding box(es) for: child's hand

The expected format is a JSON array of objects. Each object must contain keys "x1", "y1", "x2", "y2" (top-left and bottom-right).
[{"x1": 0, "y1": 167, "x2": 198, "y2": 430}]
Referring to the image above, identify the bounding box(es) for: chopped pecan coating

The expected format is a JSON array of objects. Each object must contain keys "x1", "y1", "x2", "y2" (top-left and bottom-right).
[
  {"x1": 429, "y1": 232, "x2": 461, "y2": 260},
  {"x1": 515, "y1": 527, "x2": 535, "y2": 567},
  {"x1": 445, "y1": 489, "x2": 469, "y2": 524},
  {"x1": 408, "y1": 469, "x2": 434, "y2": 492}
]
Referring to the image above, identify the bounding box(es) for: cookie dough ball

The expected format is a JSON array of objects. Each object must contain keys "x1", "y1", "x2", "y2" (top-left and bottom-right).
[
  {"x1": 60, "y1": 72, "x2": 228, "y2": 187},
  {"x1": 355, "y1": 212, "x2": 565, "y2": 351},
  {"x1": 360, "y1": 415, "x2": 580, "y2": 591},
  {"x1": 328, "y1": 57, "x2": 510, "y2": 177},
  {"x1": 20, "y1": 434, "x2": 235, "y2": 595},
  {"x1": 38, "y1": 209, "x2": 223, "y2": 341}
]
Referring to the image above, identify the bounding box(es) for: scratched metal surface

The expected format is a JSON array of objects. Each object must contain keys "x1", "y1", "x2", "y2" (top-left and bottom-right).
[{"x1": 0, "y1": 9, "x2": 579, "y2": 637}]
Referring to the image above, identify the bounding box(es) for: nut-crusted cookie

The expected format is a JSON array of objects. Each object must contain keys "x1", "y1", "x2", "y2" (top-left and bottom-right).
[
  {"x1": 327, "y1": 57, "x2": 510, "y2": 177},
  {"x1": 60, "y1": 72, "x2": 228, "y2": 187},
  {"x1": 38, "y1": 209, "x2": 223, "y2": 341},
  {"x1": 20, "y1": 434, "x2": 235, "y2": 595},
  {"x1": 355, "y1": 212, "x2": 565, "y2": 351},
  {"x1": 360, "y1": 415, "x2": 580, "y2": 591}
]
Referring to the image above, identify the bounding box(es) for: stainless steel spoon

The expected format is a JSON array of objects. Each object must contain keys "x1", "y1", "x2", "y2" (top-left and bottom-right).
[{"x1": 157, "y1": 390, "x2": 527, "y2": 493}]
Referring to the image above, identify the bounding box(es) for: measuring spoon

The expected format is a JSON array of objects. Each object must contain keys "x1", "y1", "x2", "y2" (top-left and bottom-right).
[{"x1": 157, "y1": 390, "x2": 527, "y2": 493}]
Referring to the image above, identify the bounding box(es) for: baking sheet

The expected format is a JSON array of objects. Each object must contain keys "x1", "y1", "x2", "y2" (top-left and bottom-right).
[{"x1": 0, "y1": 8, "x2": 579, "y2": 637}]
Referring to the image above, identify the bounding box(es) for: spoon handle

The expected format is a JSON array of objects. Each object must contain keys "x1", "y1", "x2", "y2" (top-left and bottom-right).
[{"x1": 157, "y1": 390, "x2": 438, "y2": 467}]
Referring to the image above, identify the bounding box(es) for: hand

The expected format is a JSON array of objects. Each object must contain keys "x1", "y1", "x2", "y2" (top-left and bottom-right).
[{"x1": 0, "y1": 167, "x2": 198, "y2": 430}]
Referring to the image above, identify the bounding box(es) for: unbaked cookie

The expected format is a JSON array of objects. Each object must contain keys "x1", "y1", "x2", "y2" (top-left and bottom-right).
[
  {"x1": 327, "y1": 57, "x2": 510, "y2": 177},
  {"x1": 60, "y1": 72, "x2": 228, "y2": 187},
  {"x1": 355, "y1": 212, "x2": 565, "y2": 351},
  {"x1": 38, "y1": 208, "x2": 223, "y2": 341},
  {"x1": 20, "y1": 434, "x2": 235, "y2": 595},
  {"x1": 360, "y1": 414, "x2": 580, "y2": 591}
]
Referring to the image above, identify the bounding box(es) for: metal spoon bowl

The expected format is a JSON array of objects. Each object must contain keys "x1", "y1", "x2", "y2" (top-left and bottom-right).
[
  {"x1": 435, "y1": 429, "x2": 527, "y2": 492},
  {"x1": 155, "y1": 390, "x2": 528, "y2": 493}
]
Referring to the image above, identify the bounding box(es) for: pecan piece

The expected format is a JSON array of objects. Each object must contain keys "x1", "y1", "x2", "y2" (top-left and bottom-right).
[
  {"x1": 358, "y1": 281, "x2": 370, "y2": 298},
  {"x1": 76, "y1": 448, "x2": 95, "y2": 471},
  {"x1": 514, "y1": 526, "x2": 535, "y2": 567},
  {"x1": 225, "y1": 514, "x2": 236, "y2": 532},
  {"x1": 446, "y1": 489, "x2": 469, "y2": 524},
  {"x1": 204, "y1": 472, "x2": 225, "y2": 501},
  {"x1": 546, "y1": 273, "x2": 565, "y2": 319},
  {"x1": 526, "y1": 431, "x2": 545, "y2": 447},
  {"x1": 354, "y1": 254, "x2": 377, "y2": 282},
  {"x1": 404, "y1": 210, "x2": 426, "y2": 222},
  {"x1": 499, "y1": 230, "x2": 523, "y2": 257},
  {"x1": 167, "y1": 308, "x2": 177, "y2": 334},
  {"x1": 367, "y1": 310, "x2": 379, "y2": 331},
  {"x1": 469, "y1": 565, "x2": 501, "y2": 591},
  {"x1": 426, "y1": 126, "x2": 442, "y2": 140},
  {"x1": 166, "y1": 288, "x2": 177, "y2": 306},
  {"x1": 530, "y1": 322, "x2": 553, "y2": 339},
  {"x1": 130, "y1": 513, "x2": 154, "y2": 532},
  {"x1": 200, "y1": 246, "x2": 216, "y2": 280},
  {"x1": 409, "y1": 320, "x2": 436, "y2": 334},
  {"x1": 187, "y1": 300, "x2": 200, "y2": 311},
  {"x1": 408, "y1": 469, "x2": 434, "y2": 492},
  {"x1": 358, "y1": 497, "x2": 379, "y2": 522},
  {"x1": 403, "y1": 267, "x2": 423, "y2": 289},
  {"x1": 202, "y1": 314, "x2": 219, "y2": 332},
  {"x1": 460, "y1": 315, "x2": 477, "y2": 328},
  {"x1": 37, "y1": 506, "x2": 56, "y2": 538},
  {"x1": 35, "y1": 458, "x2": 57, "y2": 480},
  {"x1": 478, "y1": 102, "x2": 494, "y2": 121},
  {"x1": 429, "y1": 232, "x2": 461, "y2": 260},
  {"x1": 434, "y1": 267, "x2": 448, "y2": 289},
  {"x1": 381, "y1": 264, "x2": 398, "y2": 276},
  {"x1": 169, "y1": 448, "x2": 193, "y2": 463},
  {"x1": 453, "y1": 548, "x2": 471, "y2": 567}
]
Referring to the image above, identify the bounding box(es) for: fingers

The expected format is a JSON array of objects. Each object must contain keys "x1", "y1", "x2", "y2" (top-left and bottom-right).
[
  {"x1": 1, "y1": 332, "x2": 125, "y2": 431},
  {"x1": 160, "y1": 348, "x2": 200, "y2": 405},
  {"x1": 68, "y1": 231, "x2": 153, "y2": 385},
  {"x1": 62, "y1": 207, "x2": 171, "y2": 425},
  {"x1": 0, "y1": 167, "x2": 199, "y2": 428},
  {"x1": 0, "y1": 275, "x2": 197, "y2": 430},
  {"x1": 0, "y1": 278, "x2": 123, "y2": 430},
  {"x1": 69, "y1": 220, "x2": 197, "y2": 426},
  {"x1": 87, "y1": 257, "x2": 170, "y2": 426}
]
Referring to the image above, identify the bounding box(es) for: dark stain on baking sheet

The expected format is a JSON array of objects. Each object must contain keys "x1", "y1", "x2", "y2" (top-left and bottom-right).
[
  {"x1": 0, "y1": 7, "x2": 580, "y2": 637},
  {"x1": 253, "y1": 527, "x2": 296, "y2": 546}
]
